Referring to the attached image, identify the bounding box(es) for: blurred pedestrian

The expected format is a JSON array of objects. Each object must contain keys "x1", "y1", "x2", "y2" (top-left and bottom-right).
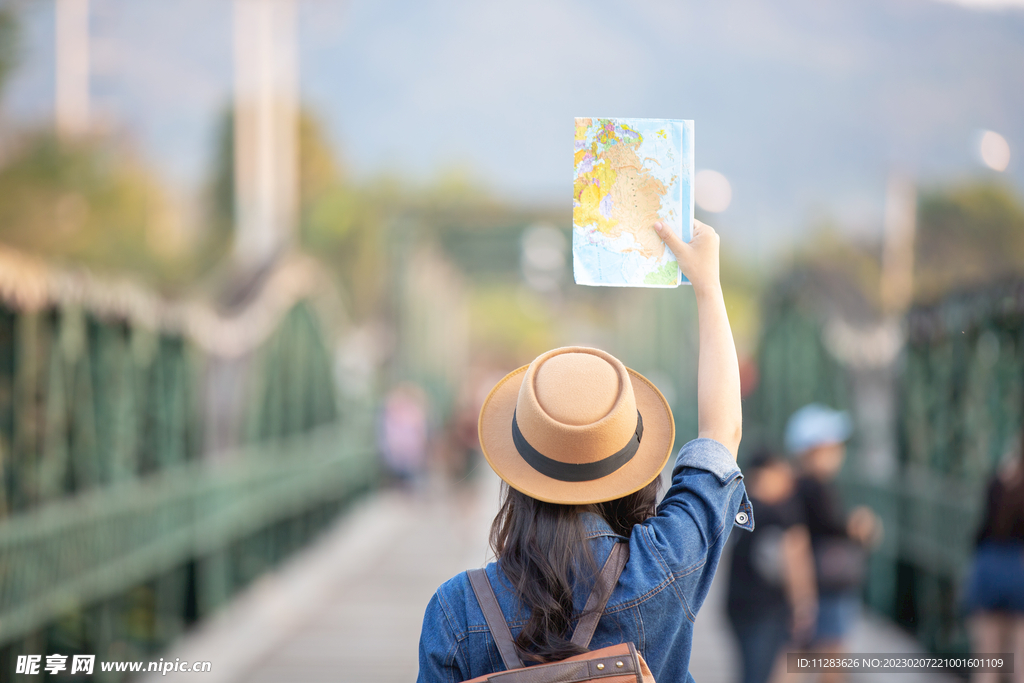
[
  {"x1": 439, "y1": 371, "x2": 496, "y2": 488},
  {"x1": 378, "y1": 382, "x2": 430, "y2": 489},
  {"x1": 786, "y1": 404, "x2": 881, "y2": 683},
  {"x1": 417, "y1": 219, "x2": 752, "y2": 681},
  {"x1": 964, "y1": 443, "x2": 1024, "y2": 683},
  {"x1": 726, "y1": 448, "x2": 816, "y2": 683}
]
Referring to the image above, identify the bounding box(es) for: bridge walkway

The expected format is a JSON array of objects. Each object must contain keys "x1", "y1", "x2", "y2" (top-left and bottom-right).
[{"x1": 142, "y1": 469, "x2": 954, "y2": 683}]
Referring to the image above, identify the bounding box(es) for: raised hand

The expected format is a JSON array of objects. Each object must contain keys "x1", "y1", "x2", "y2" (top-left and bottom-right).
[{"x1": 653, "y1": 219, "x2": 720, "y2": 293}]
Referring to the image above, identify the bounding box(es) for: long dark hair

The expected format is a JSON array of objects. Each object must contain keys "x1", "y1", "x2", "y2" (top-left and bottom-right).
[
  {"x1": 488, "y1": 477, "x2": 661, "y2": 663},
  {"x1": 992, "y1": 440, "x2": 1024, "y2": 537}
]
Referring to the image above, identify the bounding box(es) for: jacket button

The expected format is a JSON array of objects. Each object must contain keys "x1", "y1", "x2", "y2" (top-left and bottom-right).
[{"x1": 735, "y1": 511, "x2": 748, "y2": 525}]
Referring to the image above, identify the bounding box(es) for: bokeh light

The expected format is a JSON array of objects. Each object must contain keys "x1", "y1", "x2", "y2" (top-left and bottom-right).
[
  {"x1": 695, "y1": 169, "x2": 732, "y2": 213},
  {"x1": 979, "y1": 130, "x2": 1011, "y2": 171},
  {"x1": 520, "y1": 223, "x2": 567, "y2": 293}
]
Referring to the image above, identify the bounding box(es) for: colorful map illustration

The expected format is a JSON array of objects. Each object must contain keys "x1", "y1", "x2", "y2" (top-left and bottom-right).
[{"x1": 573, "y1": 117, "x2": 693, "y2": 287}]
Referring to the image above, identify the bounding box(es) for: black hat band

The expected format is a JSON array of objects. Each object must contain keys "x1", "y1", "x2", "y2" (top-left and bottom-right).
[{"x1": 511, "y1": 410, "x2": 644, "y2": 482}]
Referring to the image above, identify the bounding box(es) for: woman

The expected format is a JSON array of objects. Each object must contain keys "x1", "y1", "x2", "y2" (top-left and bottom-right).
[
  {"x1": 417, "y1": 220, "x2": 750, "y2": 682},
  {"x1": 964, "y1": 444, "x2": 1024, "y2": 683}
]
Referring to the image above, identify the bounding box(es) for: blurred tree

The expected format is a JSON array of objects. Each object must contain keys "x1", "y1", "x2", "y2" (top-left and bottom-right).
[
  {"x1": 784, "y1": 224, "x2": 884, "y2": 315},
  {"x1": 298, "y1": 109, "x2": 343, "y2": 202},
  {"x1": 301, "y1": 183, "x2": 389, "y2": 321},
  {"x1": 206, "y1": 110, "x2": 236, "y2": 253},
  {"x1": 467, "y1": 283, "x2": 557, "y2": 364},
  {"x1": 420, "y1": 166, "x2": 494, "y2": 208},
  {"x1": 719, "y1": 249, "x2": 763, "y2": 358},
  {"x1": 0, "y1": 4, "x2": 223, "y2": 289},
  {"x1": 754, "y1": 181, "x2": 1024, "y2": 328},
  {"x1": 208, "y1": 107, "x2": 345, "y2": 230},
  {"x1": 294, "y1": 112, "x2": 391, "y2": 321},
  {"x1": 0, "y1": 7, "x2": 17, "y2": 98},
  {"x1": 915, "y1": 182, "x2": 1024, "y2": 302},
  {"x1": 206, "y1": 106, "x2": 391, "y2": 319},
  {"x1": 0, "y1": 132, "x2": 202, "y2": 287}
]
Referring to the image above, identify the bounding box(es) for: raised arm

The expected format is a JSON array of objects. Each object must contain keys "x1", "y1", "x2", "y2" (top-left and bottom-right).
[{"x1": 654, "y1": 219, "x2": 742, "y2": 457}]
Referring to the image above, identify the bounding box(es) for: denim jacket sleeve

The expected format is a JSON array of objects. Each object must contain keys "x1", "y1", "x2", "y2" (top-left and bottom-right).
[
  {"x1": 631, "y1": 437, "x2": 753, "y2": 621},
  {"x1": 418, "y1": 590, "x2": 465, "y2": 683}
]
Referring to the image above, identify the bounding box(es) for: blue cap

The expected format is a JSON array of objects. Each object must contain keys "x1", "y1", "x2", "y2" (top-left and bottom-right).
[{"x1": 784, "y1": 403, "x2": 852, "y2": 455}]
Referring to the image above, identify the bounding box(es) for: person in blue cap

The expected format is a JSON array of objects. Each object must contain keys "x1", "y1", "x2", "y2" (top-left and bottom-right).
[{"x1": 786, "y1": 403, "x2": 881, "y2": 683}]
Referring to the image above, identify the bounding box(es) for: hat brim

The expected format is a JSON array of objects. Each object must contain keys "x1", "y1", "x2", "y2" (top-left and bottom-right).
[{"x1": 478, "y1": 364, "x2": 675, "y2": 505}]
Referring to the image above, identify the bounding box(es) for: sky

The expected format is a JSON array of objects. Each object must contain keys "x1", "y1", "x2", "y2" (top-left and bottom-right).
[
  {"x1": 940, "y1": 0, "x2": 1024, "y2": 6},
  {"x1": 2, "y1": 0, "x2": 1023, "y2": 258}
]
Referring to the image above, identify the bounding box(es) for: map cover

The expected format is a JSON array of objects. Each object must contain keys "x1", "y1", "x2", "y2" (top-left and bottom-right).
[{"x1": 573, "y1": 117, "x2": 693, "y2": 287}]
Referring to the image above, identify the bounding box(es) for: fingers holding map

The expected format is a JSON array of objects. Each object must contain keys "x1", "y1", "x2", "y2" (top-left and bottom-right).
[{"x1": 572, "y1": 118, "x2": 694, "y2": 287}]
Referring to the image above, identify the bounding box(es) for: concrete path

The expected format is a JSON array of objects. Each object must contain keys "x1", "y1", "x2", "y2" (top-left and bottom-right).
[{"x1": 142, "y1": 468, "x2": 955, "y2": 683}]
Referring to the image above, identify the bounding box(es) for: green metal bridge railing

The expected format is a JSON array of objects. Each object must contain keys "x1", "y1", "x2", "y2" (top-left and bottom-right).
[
  {"x1": 0, "y1": 247, "x2": 378, "y2": 680},
  {"x1": 747, "y1": 268, "x2": 1024, "y2": 659},
  {"x1": 892, "y1": 280, "x2": 1024, "y2": 653}
]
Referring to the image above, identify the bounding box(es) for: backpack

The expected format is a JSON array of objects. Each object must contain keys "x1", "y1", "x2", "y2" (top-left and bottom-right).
[{"x1": 461, "y1": 542, "x2": 656, "y2": 683}]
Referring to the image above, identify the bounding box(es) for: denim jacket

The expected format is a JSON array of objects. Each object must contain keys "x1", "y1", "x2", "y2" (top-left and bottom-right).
[{"x1": 417, "y1": 437, "x2": 754, "y2": 683}]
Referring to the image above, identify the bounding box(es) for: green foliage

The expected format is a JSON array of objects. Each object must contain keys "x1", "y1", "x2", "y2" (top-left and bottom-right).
[
  {"x1": 298, "y1": 110, "x2": 344, "y2": 201},
  {"x1": 0, "y1": 7, "x2": 18, "y2": 98},
  {"x1": 719, "y1": 249, "x2": 764, "y2": 357},
  {"x1": 302, "y1": 184, "x2": 389, "y2": 320},
  {"x1": 300, "y1": 166, "x2": 502, "y2": 321},
  {"x1": 467, "y1": 284, "x2": 557, "y2": 364},
  {"x1": 776, "y1": 225, "x2": 885, "y2": 319},
  {"x1": 207, "y1": 106, "x2": 347, "y2": 230},
  {"x1": 205, "y1": 107, "x2": 391, "y2": 318},
  {"x1": 293, "y1": 113, "x2": 389, "y2": 320},
  {"x1": 206, "y1": 110, "x2": 235, "y2": 247},
  {"x1": 915, "y1": 181, "x2": 1024, "y2": 301},
  {"x1": 0, "y1": 132, "x2": 216, "y2": 286},
  {"x1": 417, "y1": 166, "x2": 494, "y2": 207},
  {"x1": 762, "y1": 180, "x2": 1024, "y2": 316}
]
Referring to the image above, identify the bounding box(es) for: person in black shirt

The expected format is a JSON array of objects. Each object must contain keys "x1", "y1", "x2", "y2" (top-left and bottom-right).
[
  {"x1": 964, "y1": 445, "x2": 1024, "y2": 683},
  {"x1": 785, "y1": 404, "x2": 881, "y2": 683},
  {"x1": 727, "y1": 449, "x2": 816, "y2": 683}
]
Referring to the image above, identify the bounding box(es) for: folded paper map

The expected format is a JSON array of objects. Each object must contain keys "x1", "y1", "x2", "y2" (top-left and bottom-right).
[{"x1": 573, "y1": 117, "x2": 693, "y2": 287}]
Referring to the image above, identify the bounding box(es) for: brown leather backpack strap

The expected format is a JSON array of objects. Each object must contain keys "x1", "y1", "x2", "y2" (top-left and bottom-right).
[
  {"x1": 467, "y1": 568, "x2": 525, "y2": 671},
  {"x1": 570, "y1": 541, "x2": 629, "y2": 648}
]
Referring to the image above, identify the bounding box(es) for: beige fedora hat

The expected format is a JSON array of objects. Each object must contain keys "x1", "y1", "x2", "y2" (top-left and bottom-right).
[{"x1": 478, "y1": 346, "x2": 675, "y2": 505}]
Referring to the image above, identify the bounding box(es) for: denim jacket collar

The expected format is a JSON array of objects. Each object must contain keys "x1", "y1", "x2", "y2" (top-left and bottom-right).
[{"x1": 580, "y1": 511, "x2": 628, "y2": 542}]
